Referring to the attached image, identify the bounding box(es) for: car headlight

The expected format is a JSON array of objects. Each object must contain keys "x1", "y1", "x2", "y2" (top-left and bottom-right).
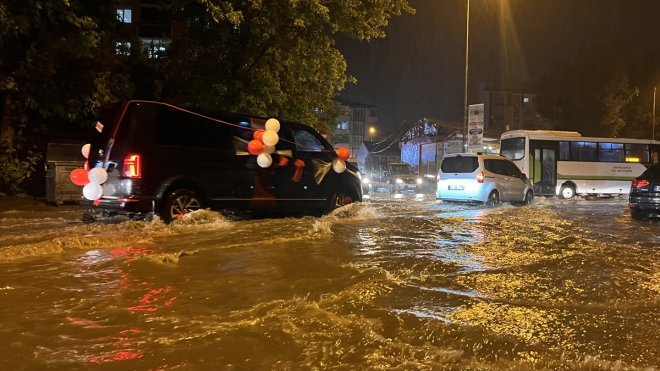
[
  {"x1": 362, "y1": 178, "x2": 371, "y2": 184},
  {"x1": 396, "y1": 178, "x2": 403, "y2": 184}
]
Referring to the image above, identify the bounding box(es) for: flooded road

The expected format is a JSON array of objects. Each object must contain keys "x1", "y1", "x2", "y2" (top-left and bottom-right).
[{"x1": 0, "y1": 195, "x2": 658, "y2": 370}]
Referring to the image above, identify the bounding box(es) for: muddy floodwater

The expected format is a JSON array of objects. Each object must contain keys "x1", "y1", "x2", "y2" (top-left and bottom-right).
[{"x1": 0, "y1": 195, "x2": 658, "y2": 370}]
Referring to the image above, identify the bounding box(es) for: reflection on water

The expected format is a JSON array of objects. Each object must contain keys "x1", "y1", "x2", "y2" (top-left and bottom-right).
[{"x1": 0, "y1": 195, "x2": 658, "y2": 369}]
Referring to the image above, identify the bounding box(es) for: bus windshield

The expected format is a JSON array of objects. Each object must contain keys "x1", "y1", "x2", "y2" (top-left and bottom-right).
[{"x1": 500, "y1": 137, "x2": 525, "y2": 160}]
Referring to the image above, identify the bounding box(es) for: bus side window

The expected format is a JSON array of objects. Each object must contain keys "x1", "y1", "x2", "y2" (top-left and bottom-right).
[{"x1": 559, "y1": 142, "x2": 570, "y2": 160}]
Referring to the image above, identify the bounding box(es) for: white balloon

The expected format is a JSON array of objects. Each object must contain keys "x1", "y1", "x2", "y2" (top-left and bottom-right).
[
  {"x1": 333, "y1": 159, "x2": 346, "y2": 173},
  {"x1": 257, "y1": 153, "x2": 272, "y2": 168},
  {"x1": 88, "y1": 167, "x2": 108, "y2": 184},
  {"x1": 81, "y1": 143, "x2": 91, "y2": 159},
  {"x1": 265, "y1": 118, "x2": 280, "y2": 133},
  {"x1": 82, "y1": 183, "x2": 103, "y2": 200},
  {"x1": 263, "y1": 145, "x2": 275, "y2": 154},
  {"x1": 262, "y1": 130, "x2": 279, "y2": 146}
]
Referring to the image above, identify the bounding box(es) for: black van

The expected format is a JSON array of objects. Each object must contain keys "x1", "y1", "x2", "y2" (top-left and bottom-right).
[{"x1": 86, "y1": 100, "x2": 362, "y2": 222}]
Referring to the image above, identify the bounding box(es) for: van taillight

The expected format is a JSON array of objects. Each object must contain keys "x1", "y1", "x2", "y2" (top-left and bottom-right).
[
  {"x1": 631, "y1": 179, "x2": 649, "y2": 188},
  {"x1": 123, "y1": 154, "x2": 141, "y2": 178},
  {"x1": 476, "y1": 171, "x2": 484, "y2": 183}
]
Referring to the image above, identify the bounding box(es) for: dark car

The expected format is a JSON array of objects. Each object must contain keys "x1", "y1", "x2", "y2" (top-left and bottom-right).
[
  {"x1": 629, "y1": 162, "x2": 660, "y2": 220},
  {"x1": 85, "y1": 100, "x2": 362, "y2": 222}
]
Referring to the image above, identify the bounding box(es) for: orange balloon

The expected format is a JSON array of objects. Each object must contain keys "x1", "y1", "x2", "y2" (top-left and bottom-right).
[
  {"x1": 336, "y1": 146, "x2": 350, "y2": 161},
  {"x1": 248, "y1": 139, "x2": 264, "y2": 155},
  {"x1": 69, "y1": 168, "x2": 89, "y2": 186},
  {"x1": 253, "y1": 129, "x2": 265, "y2": 142}
]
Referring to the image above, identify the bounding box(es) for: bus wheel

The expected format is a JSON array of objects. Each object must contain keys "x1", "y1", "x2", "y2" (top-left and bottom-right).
[
  {"x1": 559, "y1": 184, "x2": 576, "y2": 199},
  {"x1": 486, "y1": 191, "x2": 500, "y2": 206}
]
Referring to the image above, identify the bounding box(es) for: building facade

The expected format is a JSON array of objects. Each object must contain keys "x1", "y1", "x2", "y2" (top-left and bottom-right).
[
  {"x1": 478, "y1": 81, "x2": 550, "y2": 132},
  {"x1": 115, "y1": 1, "x2": 188, "y2": 57},
  {"x1": 332, "y1": 100, "x2": 379, "y2": 162}
]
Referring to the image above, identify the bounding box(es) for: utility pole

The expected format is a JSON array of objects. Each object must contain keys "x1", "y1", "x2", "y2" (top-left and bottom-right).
[{"x1": 463, "y1": 0, "x2": 470, "y2": 153}]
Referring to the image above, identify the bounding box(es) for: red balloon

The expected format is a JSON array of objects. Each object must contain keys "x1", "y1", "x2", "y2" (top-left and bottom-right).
[
  {"x1": 336, "y1": 146, "x2": 350, "y2": 161},
  {"x1": 248, "y1": 139, "x2": 264, "y2": 155},
  {"x1": 69, "y1": 168, "x2": 89, "y2": 186},
  {"x1": 253, "y1": 129, "x2": 265, "y2": 142}
]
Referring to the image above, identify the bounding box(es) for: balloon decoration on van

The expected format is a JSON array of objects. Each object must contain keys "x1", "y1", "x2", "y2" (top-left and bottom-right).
[
  {"x1": 247, "y1": 118, "x2": 281, "y2": 168},
  {"x1": 68, "y1": 143, "x2": 109, "y2": 201}
]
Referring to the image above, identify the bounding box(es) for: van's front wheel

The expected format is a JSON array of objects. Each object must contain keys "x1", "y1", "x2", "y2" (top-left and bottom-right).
[
  {"x1": 160, "y1": 189, "x2": 202, "y2": 223},
  {"x1": 328, "y1": 191, "x2": 355, "y2": 213}
]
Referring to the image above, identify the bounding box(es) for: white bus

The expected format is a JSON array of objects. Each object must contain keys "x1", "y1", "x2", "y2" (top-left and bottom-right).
[{"x1": 499, "y1": 130, "x2": 660, "y2": 198}]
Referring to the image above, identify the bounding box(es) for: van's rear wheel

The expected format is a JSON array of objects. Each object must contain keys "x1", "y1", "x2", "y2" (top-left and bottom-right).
[
  {"x1": 160, "y1": 189, "x2": 202, "y2": 223},
  {"x1": 486, "y1": 191, "x2": 500, "y2": 207}
]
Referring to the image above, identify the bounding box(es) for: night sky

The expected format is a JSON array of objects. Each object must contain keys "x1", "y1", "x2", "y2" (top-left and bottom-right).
[{"x1": 337, "y1": 0, "x2": 660, "y2": 130}]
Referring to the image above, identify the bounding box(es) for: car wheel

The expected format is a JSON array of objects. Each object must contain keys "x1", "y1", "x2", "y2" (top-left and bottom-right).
[
  {"x1": 559, "y1": 184, "x2": 576, "y2": 199},
  {"x1": 486, "y1": 190, "x2": 500, "y2": 206},
  {"x1": 160, "y1": 189, "x2": 202, "y2": 223},
  {"x1": 630, "y1": 208, "x2": 646, "y2": 220},
  {"x1": 329, "y1": 191, "x2": 355, "y2": 212},
  {"x1": 523, "y1": 190, "x2": 534, "y2": 205}
]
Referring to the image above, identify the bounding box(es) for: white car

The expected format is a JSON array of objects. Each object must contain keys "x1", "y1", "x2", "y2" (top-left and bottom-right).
[{"x1": 436, "y1": 153, "x2": 534, "y2": 205}]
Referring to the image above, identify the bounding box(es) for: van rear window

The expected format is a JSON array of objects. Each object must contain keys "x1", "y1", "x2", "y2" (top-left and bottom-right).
[{"x1": 441, "y1": 156, "x2": 478, "y2": 173}]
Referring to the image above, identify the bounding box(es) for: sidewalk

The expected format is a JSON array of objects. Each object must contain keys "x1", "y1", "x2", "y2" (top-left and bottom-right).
[{"x1": 0, "y1": 194, "x2": 85, "y2": 214}]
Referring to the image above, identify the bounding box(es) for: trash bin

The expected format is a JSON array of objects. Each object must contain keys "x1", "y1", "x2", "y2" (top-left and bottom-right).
[{"x1": 45, "y1": 143, "x2": 86, "y2": 205}]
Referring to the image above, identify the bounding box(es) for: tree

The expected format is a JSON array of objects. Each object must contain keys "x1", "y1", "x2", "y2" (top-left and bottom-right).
[
  {"x1": 0, "y1": 1, "x2": 136, "y2": 193},
  {"x1": 158, "y1": 0, "x2": 414, "y2": 131}
]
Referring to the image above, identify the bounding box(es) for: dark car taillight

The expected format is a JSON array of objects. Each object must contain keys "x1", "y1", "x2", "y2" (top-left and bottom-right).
[
  {"x1": 631, "y1": 179, "x2": 650, "y2": 189},
  {"x1": 476, "y1": 171, "x2": 484, "y2": 184},
  {"x1": 123, "y1": 154, "x2": 142, "y2": 178}
]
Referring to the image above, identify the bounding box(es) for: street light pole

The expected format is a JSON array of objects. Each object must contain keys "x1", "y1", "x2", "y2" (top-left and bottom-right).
[
  {"x1": 653, "y1": 86, "x2": 657, "y2": 141},
  {"x1": 463, "y1": 0, "x2": 470, "y2": 153}
]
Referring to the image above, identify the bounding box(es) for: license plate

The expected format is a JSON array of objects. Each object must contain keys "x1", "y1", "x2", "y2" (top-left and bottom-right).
[
  {"x1": 448, "y1": 185, "x2": 464, "y2": 190},
  {"x1": 655, "y1": 185, "x2": 660, "y2": 192}
]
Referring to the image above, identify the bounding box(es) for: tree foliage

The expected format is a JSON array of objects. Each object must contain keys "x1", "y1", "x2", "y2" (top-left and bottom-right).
[{"x1": 159, "y1": 0, "x2": 414, "y2": 131}]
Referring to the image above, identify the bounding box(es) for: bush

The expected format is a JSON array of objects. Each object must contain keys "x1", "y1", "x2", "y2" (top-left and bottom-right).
[{"x1": 0, "y1": 145, "x2": 41, "y2": 195}]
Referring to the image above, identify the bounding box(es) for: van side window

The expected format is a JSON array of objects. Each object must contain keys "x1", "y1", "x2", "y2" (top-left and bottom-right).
[
  {"x1": 291, "y1": 127, "x2": 325, "y2": 152},
  {"x1": 157, "y1": 106, "x2": 234, "y2": 149},
  {"x1": 484, "y1": 159, "x2": 505, "y2": 175},
  {"x1": 503, "y1": 160, "x2": 522, "y2": 177}
]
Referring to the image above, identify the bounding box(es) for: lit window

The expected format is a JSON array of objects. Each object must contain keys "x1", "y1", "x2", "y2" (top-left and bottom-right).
[
  {"x1": 115, "y1": 41, "x2": 131, "y2": 55},
  {"x1": 523, "y1": 96, "x2": 530, "y2": 103},
  {"x1": 142, "y1": 38, "x2": 169, "y2": 58},
  {"x1": 117, "y1": 9, "x2": 132, "y2": 23}
]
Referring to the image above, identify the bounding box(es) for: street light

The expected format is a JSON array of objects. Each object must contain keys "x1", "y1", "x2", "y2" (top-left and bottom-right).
[
  {"x1": 369, "y1": 126, "x2": 376, "y2": 142},
  {"x1": 463, "y1": 0, "x2": 470, "y2": 153}
]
